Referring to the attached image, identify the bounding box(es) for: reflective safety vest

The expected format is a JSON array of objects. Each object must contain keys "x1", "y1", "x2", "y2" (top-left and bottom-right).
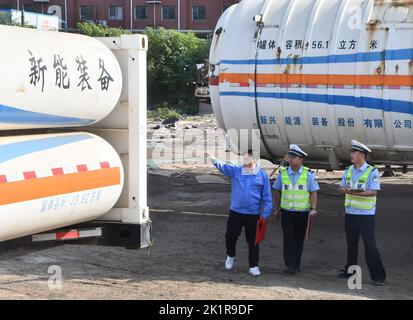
[
  {"x1": 280, "y1": 167, "x2": 310, "y2": 211},
  {"x1": 344, "y1": 165, "x2": 377, "y2": 210}
]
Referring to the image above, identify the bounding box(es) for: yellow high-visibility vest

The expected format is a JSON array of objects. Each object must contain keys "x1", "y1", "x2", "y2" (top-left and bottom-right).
[
  {"x1": 280, "y1": 167, "x2": 310, "y2": 211},
  {"x1": 344, "y1": 165, "x2": 377, "y2": 210}
]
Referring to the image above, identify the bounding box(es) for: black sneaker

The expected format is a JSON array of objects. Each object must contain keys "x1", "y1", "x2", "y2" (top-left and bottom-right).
[
  {"x1": 338, "y1": 270, "x2": 354, "y2": 279},
  {"x1": 372, "y1": 280, "x2": 386, "y2": 286},
  {"x1": 285, "y1": 267, "x2": 297, "y2": 275}
]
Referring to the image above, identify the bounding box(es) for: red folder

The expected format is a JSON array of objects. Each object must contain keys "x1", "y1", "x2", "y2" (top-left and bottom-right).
[
  {"x1": 255, "y1": 217, "x2": 267, "y2": 245},
  {"x1": 305, "y1": 214, "x2": 316, "y2": 241}
]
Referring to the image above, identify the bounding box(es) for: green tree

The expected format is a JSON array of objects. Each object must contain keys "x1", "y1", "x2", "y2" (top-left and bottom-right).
[
  {"x1": 145, "y1": 27, "x2": 209, "y2": 114},
  {"x1": 77, "y1": 22, "x2": 131, "y2": 37},
  {"x1": 77, "y1": 24, "x2": 209, "y2": 115}
]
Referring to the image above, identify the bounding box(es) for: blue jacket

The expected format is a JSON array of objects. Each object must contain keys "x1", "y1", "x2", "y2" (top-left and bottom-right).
[{"x1": 213, "y1": 160, "x2": 273, "y2": 219}]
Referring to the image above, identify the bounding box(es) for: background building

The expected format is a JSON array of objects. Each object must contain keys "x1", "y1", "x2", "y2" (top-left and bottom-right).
[{"x1": 0, "y1": 0, "x2": 238, "y2": 33}]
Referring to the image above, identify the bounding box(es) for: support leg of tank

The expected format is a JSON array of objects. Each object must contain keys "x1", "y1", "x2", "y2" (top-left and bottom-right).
[
  {"x1": 96, "y1": 221, "x2": 152, "y2": 250},
  {"x1": 325, "y1": 148, "x2": 341, "y2": 171},
  {"x1": 225, "y1": 134, "x2": 231, "y2": 152},
  {"x1": 382, "y1": 165, "x2": 395, "y2": 177}
]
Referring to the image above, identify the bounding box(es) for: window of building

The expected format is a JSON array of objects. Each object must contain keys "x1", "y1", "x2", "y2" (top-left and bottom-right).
[
  {"x1": 80, "y1": 5, "x2": 93, "y2": 21},
  {"x1": 162, "y1": 5, "x2": 175, "y2": 20},
  {"x1": 192, "y1": 6, "x2": 206, "y2": 21},
  {"x1": 135, "y1": 6, "x2": 147, "y2": 20},
  {"x1": 109, "y1": 6, "x2": 123, "y2": 20}
]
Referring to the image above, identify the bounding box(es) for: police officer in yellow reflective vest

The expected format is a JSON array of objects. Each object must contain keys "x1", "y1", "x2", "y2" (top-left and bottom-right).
[
  {"x1": 338, "y1": 140, "x2": 386, "y2": 286},
  {"x1": 272, "y1": 145, "x2": 319, "y2": 274}
]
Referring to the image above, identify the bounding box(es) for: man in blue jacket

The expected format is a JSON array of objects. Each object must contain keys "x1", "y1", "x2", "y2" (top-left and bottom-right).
[{"x1": 205, "y1": 150, "x2": 272, "y2": 277}]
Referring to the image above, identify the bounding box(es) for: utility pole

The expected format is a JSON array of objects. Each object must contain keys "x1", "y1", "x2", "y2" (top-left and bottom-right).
[
  {"x1": 130, "y1": 0, "x2": 133, "y2": 31},
  {"x1": 153, "y1": 2, "x2": 156, "y2": 28},
  {"x1": 65, "y1": 0, "x2": 68, "y2": 31},
  {"x1": 20, "y1": 2, "x2": 24, "y2": 27},
  {"x1": 177, "y1": 0, "x2": 180, "y2": 30}
]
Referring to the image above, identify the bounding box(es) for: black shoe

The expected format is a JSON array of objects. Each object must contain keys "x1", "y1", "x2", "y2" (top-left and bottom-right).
[
  {"x1": 338, "y1": 270, "x2": 354, "y2": 279},
  {"x1": 372, "y1": 280, "x2": 386, "y2": 286},
  {"x1": 296, "y1": 267, "x2": 301, "y2": 273},
  {"x1": 285, "y1": 267, "x2": 297, "y2": 275}
]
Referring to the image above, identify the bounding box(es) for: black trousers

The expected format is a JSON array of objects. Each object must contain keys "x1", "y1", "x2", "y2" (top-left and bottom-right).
[
  {"x1": 344, "y1": 214, "x2": 386, "y2": 281},
  {"x1": 226, "y1": 210, "x2": 260, "y2": 268},
  {"x1": 281, "y1": 210, "x2": 309, "y2": 270}
]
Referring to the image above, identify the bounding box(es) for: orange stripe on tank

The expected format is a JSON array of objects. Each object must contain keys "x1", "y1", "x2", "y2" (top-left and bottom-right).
[
  {"x1": 0, "y1": 167, "x2": 121, "y2": 206},
  {"x1": 219, "y1": 73, "x2": 413, "y2": 87}
]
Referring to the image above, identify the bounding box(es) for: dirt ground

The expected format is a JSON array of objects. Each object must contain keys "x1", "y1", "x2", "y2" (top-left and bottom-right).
[{"x1": 0, "y1": 116, "x2": 411, "y2": 300}]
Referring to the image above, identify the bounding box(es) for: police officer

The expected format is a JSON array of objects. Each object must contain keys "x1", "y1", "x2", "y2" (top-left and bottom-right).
[
  {"x1": 338, "y1": 140, "x2": 386, "y2": 286},
  {"x1": 272, "y1": 145, "x2": 319, "y2": 274},
  {"x1": 205, "y1": 150, "x2": 272, "y2": 277}
]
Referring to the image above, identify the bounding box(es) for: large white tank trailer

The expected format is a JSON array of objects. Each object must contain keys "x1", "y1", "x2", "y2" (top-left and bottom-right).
[
  {"x1": 0, "y1": 25, "x2": 151, "y2": 250},
  {"x1": 210, "y1": 0, "x2": 413, "y2": 170}
]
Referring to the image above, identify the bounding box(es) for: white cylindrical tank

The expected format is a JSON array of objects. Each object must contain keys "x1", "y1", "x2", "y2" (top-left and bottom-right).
[
  {"x1": 210, "y1": 0, "x2": 413, "y2": 168},
  {"x1": 0, "y1": 25, "x2": 122, "y2": 130},
  {"x1": 0, "y1": 132, "x2": 124, "y2": 241}
]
